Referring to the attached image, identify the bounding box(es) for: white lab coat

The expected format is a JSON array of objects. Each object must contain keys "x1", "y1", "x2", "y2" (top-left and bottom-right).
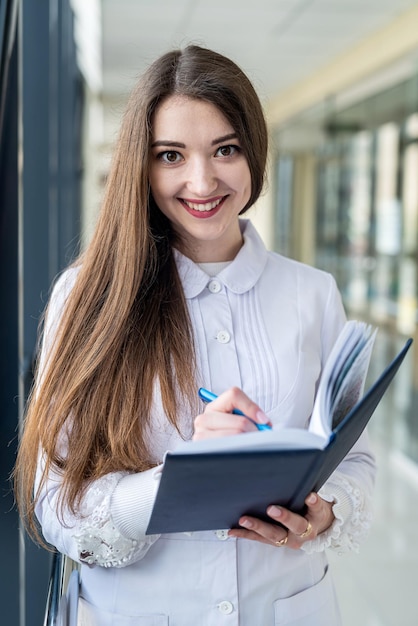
[{"x1": 36, "y1": 220, "x2": 375, "y2": 625}]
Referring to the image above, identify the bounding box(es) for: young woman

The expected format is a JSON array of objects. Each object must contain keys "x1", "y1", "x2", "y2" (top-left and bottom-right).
[{"x1": 15, "y1": 45, "x2": 375, "y2": 625}]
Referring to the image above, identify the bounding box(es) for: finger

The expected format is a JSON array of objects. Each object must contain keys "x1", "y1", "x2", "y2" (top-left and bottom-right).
[
  {"x1": 304, "y1": 492, "x2": 335, "y2": 534},
  {"x1": 209, "y1": 387, "x2": 270, "y2": 427},
  {"x1": 235, "y1": 516, "x2": 290, "y2": 547},
  {"x1": 192, "y1": 411, "x2": 256, "y2": 441},
  {"x1": 228, "y1": 528, "x2": 273, "y2": 545},
  {"x1": 265, "y1": 507, "x2": 318, "y2": 549},
  {"x1": 305, "y1": 492, "x2": 320, "y2": 510},
  {"x1": 192, "y1": 426, "x2": 252, "y2": 440},
  {"x1": 266, "y1": 505, "x2": 313, "y2": 538},
  {"x1": 194, "y1": 411, "x2": 255, "y2": 435}
]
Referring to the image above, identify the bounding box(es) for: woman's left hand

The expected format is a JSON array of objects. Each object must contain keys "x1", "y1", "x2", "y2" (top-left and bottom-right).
[{"x1": 228, "y1": 492, "x2": 334, "y2": 549}]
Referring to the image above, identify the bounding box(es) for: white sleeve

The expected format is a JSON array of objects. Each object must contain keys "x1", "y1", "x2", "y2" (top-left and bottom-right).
[
  {"x1": 35, "y1": 455, "x2": 162, "y2": 568},
  {"x1": 301, "y1": 429, "x2": 376, "y2": 555}
]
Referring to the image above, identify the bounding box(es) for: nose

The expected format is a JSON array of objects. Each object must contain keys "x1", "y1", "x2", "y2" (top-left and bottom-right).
[{"x1": 185, "y1": 157, "x2": 218, "y2": 197}]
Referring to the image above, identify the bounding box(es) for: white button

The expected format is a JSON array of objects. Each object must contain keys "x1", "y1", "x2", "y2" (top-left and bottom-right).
[
  {"x1": 218, "y1": 600, "x2": 234, "y2": 615},
  {"x1": 216, "y1": 330, "x2": 230, "y2": 344},
  {"x1": 208, "y1": 280, "x2": 221, "y2": 293},
  {"x1": 215, "y1": 529, "x2": 229, "y2": 541}
]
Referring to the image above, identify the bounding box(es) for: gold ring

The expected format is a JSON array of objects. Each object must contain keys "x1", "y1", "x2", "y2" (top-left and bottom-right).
[
  {"x1": 297, "y1": 521, "x2": 313, "y2": 539},
  {"x1": 275, "y1": 535, "x2": 288, "y2": 547}
]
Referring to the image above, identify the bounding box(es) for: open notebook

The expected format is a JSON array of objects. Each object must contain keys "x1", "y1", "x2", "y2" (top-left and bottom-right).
[{"x1": 147, "y1": 323, "x2": 412, "y2": 534}]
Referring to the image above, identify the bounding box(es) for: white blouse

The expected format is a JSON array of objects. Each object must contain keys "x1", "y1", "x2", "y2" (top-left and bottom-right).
[{"x1": 35, "y1": 220, "x2": 375, "y2": 626}]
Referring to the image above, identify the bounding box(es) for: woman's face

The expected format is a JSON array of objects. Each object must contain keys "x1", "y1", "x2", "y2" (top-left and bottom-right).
[{"x1": 149, "y1": 95, "x2": 251, "y2": 262}]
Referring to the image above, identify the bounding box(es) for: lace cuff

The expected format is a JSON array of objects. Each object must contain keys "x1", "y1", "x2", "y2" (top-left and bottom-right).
[
  {"x1": 75, "y1": 518, "x2": 141, "y2": 568},
  {"x1": 72, "y1": 473, "x2": 159, "y2": 568},
  {"x1": 300, "y1": 472, "x2": 373, "y2": 555}
]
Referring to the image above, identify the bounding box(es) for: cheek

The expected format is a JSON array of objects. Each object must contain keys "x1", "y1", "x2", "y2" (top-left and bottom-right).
[{"x1": 236, "y1": 164, "x2": 252, "y2": 198}]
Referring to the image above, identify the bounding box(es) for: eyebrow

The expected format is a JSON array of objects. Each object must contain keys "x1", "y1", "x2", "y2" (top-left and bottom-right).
[
  {"x1": 151, "y1": 133, "x2": 239, "y2": 149},
  {"x1": 211, "y1": 133, "x2": 238, "y2": 146},
  {"x1": 151, "y1": 140, "x2": 186, "y2": 148}
]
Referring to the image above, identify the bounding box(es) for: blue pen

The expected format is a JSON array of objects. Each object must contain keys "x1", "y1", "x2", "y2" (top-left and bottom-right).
[{"x1": 198, "y1": 387, "x2": 272, "y2": 431}]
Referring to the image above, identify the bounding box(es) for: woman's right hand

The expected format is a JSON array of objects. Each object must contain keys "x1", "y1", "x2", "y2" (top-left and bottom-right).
[{"x1": 192, "y1": 386, "x2": 270, "y2": 440}]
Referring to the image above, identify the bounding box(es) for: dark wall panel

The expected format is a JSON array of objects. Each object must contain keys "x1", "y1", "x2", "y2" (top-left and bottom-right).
[
  {"x1": 0, "y1": 0, "x2": 84, "y2": 623},
  {"x1": 0, "y1": 24, "x2": 20, "y2": 625}
]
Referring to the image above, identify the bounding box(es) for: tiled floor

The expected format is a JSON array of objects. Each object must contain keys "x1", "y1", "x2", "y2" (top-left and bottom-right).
[{"x1": 329, "y1": 432, "x2": 418, "y2": 626}]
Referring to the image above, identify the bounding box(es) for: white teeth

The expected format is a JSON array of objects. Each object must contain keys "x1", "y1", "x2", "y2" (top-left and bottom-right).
[{"x1": 184, "y1": 198, "x2": 223, "y2": 212}]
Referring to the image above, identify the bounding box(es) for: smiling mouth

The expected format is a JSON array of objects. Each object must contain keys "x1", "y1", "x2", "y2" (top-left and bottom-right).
[{"x1": 181, "y1": 196, "x2": 226, "y2": 212}]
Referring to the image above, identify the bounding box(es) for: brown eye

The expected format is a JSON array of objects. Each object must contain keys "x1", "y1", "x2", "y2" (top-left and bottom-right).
[
  {"x1": 158, "y1": 150, "x2": 182, "y2": 164},
  {"x1": 216, "y1": 145, "x2": 238, "y2": 157}
]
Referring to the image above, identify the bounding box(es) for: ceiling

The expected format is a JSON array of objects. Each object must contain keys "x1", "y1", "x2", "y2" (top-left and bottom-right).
[{"x1": 101, "y1": 0, "x2": 418, "y2": 108}]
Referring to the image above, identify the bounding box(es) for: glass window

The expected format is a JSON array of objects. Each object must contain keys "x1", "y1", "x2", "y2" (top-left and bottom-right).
[
  {"x1": 406, "y1": 113, "x2": 418, "y2": 139},
  {"x1": 402, "y1": 143, "x2": 418, "y2": 254},
  {"x1": 274, "y1": 155, "x2": 293, "y2": 256},
  {"x1": 344, "y1": 131, "x2": 373, "y2": 313},
  {"x1": 375, "y1": 123, "x2": 401, "y2": 256}
]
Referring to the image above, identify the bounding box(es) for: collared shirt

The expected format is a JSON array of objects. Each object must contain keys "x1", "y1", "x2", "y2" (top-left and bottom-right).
[{"x1": 35, "y1": 220, "x2": 375, "y2": 625}]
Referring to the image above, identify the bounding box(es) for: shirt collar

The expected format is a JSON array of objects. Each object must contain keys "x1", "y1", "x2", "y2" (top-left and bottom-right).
[{"x1": 174, "y1": 220, "x2": 268, "y2": 299}]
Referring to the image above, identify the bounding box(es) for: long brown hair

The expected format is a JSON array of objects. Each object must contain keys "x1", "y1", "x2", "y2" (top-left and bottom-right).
[{"x1": 14, "y1": 45, "x2": 268, "y2": 541}]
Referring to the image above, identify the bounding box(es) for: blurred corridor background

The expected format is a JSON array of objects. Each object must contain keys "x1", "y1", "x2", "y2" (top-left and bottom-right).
[{"x1": 1, "y1": 1, "x2": 418, "y2": 623}]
